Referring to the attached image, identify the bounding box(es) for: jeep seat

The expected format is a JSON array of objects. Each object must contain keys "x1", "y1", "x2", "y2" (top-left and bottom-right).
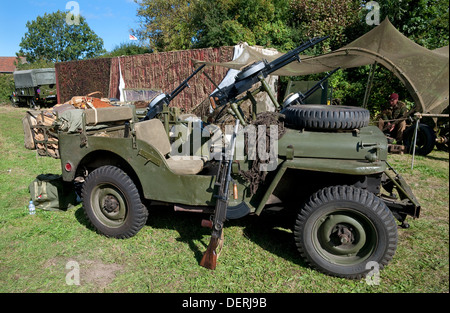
[{"x1": 134, "y1": 119, "x2": 204, "y2": 175}]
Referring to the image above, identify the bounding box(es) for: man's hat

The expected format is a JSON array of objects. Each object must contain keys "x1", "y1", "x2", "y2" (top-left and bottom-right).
[{"x1": 390, "y1": 93, "x2": 399, "y2": 100}]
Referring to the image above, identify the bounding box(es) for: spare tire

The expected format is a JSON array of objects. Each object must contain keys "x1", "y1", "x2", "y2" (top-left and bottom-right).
[{"x1": 282, "y1": 105, "x2": 370, "y2": 130}]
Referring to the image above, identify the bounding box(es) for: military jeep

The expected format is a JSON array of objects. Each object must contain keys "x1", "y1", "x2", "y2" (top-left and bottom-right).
[{"x1": 25, "y1": 39, "x2": 421, "y2": 279}]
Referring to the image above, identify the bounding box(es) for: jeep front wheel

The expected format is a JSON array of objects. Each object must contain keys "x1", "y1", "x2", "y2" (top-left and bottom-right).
[
  {"x1": 294, "y1": 186, "x2": 398, "y2": 279},
  {"x1": 82, "y1": 166, "x2": 148, "y2": 239}
]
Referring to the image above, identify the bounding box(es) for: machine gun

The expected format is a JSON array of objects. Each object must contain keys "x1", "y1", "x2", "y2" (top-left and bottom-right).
[
  {"x1": 209, "y1": 36, "x2": 329, "y2": 108},
  {"x1": 281, "y1": 67, "x2": 340, "y2": 109},
  {"x1": 144, "y1": 64, "x2": 206, "y2": 120},
  {"x1": 200, "y1": 119, "x2": 240, "y2": 270}
]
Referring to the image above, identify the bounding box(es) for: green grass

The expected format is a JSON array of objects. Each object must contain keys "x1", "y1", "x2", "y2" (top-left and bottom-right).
[{"x1": 0, "y1": 104, "x2": 448, "y2": 293}]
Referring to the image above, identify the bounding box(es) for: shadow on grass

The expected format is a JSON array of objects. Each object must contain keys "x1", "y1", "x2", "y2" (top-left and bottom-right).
[
  {"x1": 145, "y1": 205, "x2": 307, "y2": 268},
  {"x1": 75, "y1": 203, "x2": 307, "y2": 269},
  {"x1": 239, "y1": 211, "x2": 307, "y2": 268},
  {"x1": 74, "y1": 206, "x2": 95, "y2": 232},
  {"x1": 421, "y1": 153, "x2": 449, "y2": 162}
]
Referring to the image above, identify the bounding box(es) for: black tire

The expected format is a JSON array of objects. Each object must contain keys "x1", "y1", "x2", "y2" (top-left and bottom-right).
[
  {"x1": 82, "y1": 166, "x2": 148, "y2": 239},
  {"x1": 282, "y1": 105, "x2": 370, "y2": 130},
  {"x1": 403, "y1": 123, "x2": 436, "y2": 156},
  {"x1": 294, "y1": 185, "x2": 398, "y2": 279}
]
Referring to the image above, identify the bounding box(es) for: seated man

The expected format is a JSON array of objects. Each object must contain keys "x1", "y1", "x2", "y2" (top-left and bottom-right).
[{"x1": 377, "y1": 93, "x2": 408, "y2": 144}]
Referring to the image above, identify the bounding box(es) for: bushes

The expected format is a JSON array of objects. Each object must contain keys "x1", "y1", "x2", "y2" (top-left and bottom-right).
[{"x1": 0, "y1": 74, "x2": 14, "y2": 103}]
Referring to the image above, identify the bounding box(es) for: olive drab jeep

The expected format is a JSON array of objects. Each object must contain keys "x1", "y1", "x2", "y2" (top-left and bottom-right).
[{"x1": 23, "y1": 38, "x2": 421, "y2": 279}]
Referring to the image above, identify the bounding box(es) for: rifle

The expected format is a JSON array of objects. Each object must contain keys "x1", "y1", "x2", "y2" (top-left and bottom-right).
[
  {"x1": 281, "y1": 67, "x2": 340, "y2": 109},
  {"x1": 144, "y1": 64, "x2": 206, "y2": 120},
  {"x1": 200, "y1": 119, "x2": 240, "y2": 270},
  {"x1": 210, "y1": 36, "x2": 329, "y2": 107}
]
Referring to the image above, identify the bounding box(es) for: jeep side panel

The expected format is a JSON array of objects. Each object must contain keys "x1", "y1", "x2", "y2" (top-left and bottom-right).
[{"x1": 59, "y1": 132, "x2": 250, "y2": 208}]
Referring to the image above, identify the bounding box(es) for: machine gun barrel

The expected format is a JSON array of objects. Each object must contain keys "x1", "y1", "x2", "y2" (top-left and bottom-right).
[
  {"x1": 264, "y1": 36, "x2": 329, "y2": 77},
  {"x1": 211, "y1": 36, "x2": 329, "y2": 107},
  {"x1": 169, "y1": 64, "x2": 206, "y2": 101},
  {"x1": 144, "y1": 64, "x2": 206, "y2": 120}
]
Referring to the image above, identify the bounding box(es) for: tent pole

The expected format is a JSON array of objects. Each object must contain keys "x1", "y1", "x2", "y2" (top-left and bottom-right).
[
  {"x1": 362, "y1": 62, "x2": 378, "y2": 109},
  {"x1": 411, "y1": 118, "x2": 420, "y2": 170}
]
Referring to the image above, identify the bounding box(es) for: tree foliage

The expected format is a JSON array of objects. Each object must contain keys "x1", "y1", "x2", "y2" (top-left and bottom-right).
[
  {"x1": 15, "y1": 59, "x2": 55, "y2": 71},
  {"x1": 0, "y1": 74, "x2": 15, "y2": 102},
  {"x1": 132, "y1": 0, "x2": 448, "y2": 114},
  {"x1": 106, "y1": 42, "x2": 153, "y2": 57},
  {"x1": 133, "y1": 0, "x2": 448, "y2": 52},
  {"x1": 133, "y1": 0, "x2": 195, "y2": 52},
  {"x1": 192, "y1": 0, "x2": 298, "y2": 50},
  {"x1": 134, "y1": 0, "x2": 299, "y2": 52},
  {"x1": 19, "y1": 10, "x2": 105, "y2": 63},
  {"x1": 378, "y1": 0, "x2": 449, "y2": 49},
  {"x1": 290, "y1": 0, "x2": 362, "y2": 50}
]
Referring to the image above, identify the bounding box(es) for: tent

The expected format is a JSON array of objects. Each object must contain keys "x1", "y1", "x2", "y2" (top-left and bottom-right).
[{"x1": 198, "y1": 18, "x2": 449, "y2": 115}]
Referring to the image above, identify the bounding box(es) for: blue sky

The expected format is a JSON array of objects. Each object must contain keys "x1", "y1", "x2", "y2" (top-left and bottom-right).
[{"x1": 0, "y1": 0, "x2": 140, "y2": 57}]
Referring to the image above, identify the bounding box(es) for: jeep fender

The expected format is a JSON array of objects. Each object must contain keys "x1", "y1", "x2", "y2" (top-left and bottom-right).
[{"x1": 254, "y1": 159, "x2": 387, "y2": 215}]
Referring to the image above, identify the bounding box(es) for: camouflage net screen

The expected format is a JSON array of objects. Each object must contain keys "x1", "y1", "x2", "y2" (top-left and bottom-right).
[{"x1": 56, "y1": 58, "x2": 112, "y2": 104}]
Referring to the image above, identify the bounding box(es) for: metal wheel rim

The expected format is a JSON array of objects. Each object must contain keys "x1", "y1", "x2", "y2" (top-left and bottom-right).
[
  {"x1": 91, "y1": 183, "x2": 128, "y2": 228},
  {"x1": 312, "y1": 208, "x2": 378, "y2": 266}
]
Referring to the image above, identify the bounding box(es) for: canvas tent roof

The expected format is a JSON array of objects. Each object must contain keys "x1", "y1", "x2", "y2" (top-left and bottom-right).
[{"x1": 198, "y1": 18, "x2": 449, "y2": 114}]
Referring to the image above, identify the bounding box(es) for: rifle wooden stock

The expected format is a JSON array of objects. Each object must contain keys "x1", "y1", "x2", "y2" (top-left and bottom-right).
[{"x1": 200, "y1": 235, "x2": 219, "y2": 270}]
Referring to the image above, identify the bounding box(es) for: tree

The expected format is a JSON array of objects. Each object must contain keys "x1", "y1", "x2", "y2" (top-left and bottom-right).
[
  {"x1": 378, "y1": 0, "x2": 449, "y2": 49},
  {"x1": 192, "y1": 0, "x2": 297, "y2": 50},
  {"x1": 133, "y1": 0, "x2": 299, "y2": 52},
  {"x1": 133, "y1": 0, "x2": 195, "y2": 52},
  {"x1": 290, "y1": 0, "x2": 362, "y2": 50},
  {"x1": 19, "y1": 10, "x2": 105, "y2": 63},
  {"x1": 106, "y1": 42, "x2": 153, "y2": 57}
]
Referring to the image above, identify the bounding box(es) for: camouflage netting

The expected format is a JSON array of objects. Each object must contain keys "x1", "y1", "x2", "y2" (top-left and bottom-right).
[
  {"x1": 199, "y1": 18, "x2": 449, "y2": 115},
  {"x1": 56, "y1": 58, "x2": 112, "y2": 104},
  {"x1": 240, "y1": 112, "x2": 286, "y2": 195},
  {"x1": 55, "y1": 47, "x2": 234, "y2": 112}
]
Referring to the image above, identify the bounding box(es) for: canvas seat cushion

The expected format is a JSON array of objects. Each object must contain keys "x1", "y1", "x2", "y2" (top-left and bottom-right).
[
  {"x1": 134, "y1": 119, "x2": 204, "y2": 175},
  {"x1": 165, "y1": 157, "x2": 204, "y2": 175}
]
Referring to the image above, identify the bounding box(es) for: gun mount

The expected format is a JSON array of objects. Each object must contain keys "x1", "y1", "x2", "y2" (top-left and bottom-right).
[
  {"x1": 209, "y1": 37, "x2": 329, "y2": 125},
  {"x1": 209, "y1": 37, "x2": 328, "y2": 108}
]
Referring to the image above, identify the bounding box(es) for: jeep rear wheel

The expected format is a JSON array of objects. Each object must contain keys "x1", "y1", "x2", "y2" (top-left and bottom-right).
[
  {"x1": 82, "y1": 166, "x2": 148, "y2": 239},
  {"x1": 294, "y1": 186, "x2": 398, "y2": 279},
  {"x1": 282, "y1": 105, "x2": 370, "y2": 130}
]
